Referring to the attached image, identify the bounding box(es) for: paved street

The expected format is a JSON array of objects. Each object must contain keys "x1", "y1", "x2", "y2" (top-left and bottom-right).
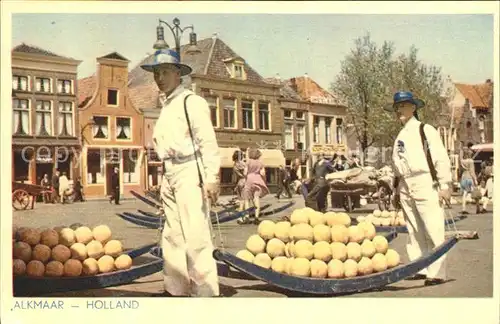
[{"x1": 12, "y1": 194, "x2": 493, "y2": 298}]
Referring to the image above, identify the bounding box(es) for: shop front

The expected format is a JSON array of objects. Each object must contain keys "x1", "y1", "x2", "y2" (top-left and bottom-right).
[
  {"x1": 310, "y1": 143, "x2": 348, "y2": 165},
  {"x1": 12, "y1": 143, "x2": 79, "y2": 185},
  {"x1": 81, "y1": 146, "x2": 145, "y2": 199}
]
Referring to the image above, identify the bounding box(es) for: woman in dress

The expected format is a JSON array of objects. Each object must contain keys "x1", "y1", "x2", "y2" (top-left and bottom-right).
[
  {"x1": 238, "y1": 148, "x2": 269, "y2": 225},
  {"x1": 232, "y1": 150, "x2": 246, "y2": 211},
  {"x1": 459, "y1": 148, "x2": 477, "y2": 214}
]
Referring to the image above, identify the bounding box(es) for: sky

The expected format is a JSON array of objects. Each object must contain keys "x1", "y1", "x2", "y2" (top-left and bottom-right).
[{"x1": 11, "y1": 14, "x2": 494, "y2": 90}]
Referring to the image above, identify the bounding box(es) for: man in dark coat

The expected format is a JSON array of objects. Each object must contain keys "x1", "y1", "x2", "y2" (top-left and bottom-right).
[
  {"x1": 305, "y1": 154, "x2": 334, "y2": 212},
  {"x1": 276, "y1": 165, "x2": 292, "y2": 199},
  {"x1": 51, "y1": 170, "x2": 60, "y2": 203},
  {"x1": 110, "y1": 167, "x2": 120, "y2": 205}
]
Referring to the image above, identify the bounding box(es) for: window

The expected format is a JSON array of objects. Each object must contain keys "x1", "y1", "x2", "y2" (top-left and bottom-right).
[
  {"x1": 466, "y1": 121, "x2": 472, "y2": 128},
  {"x1": 116, "y1": 117, "x2": 132, "y2": 140},
  {"x1": 58, "y1": 102, "x2": 74, "y2": 136},
  {"x1": 86, "y1": 149, "x2": 105, "y2": 184},
  {"x1": 480, "y1": 131, "x2": 486, "y2": 143},
  {"x1": 35, "y1": 101, "x2": 52, "y2": 136},
  {"x1": 296, "y1": 125, "x2": 306, "y2": 151},
  {"x1": 284, "y1": 110, "x2": 292, "y2": 119},
  {"x1": 234, "y1": 65, "x2": 243, "y2": 78},
  {"x1": 205, "y1": 96, "x2": 219, "y2": 127},
  {"x1": 12, "y1": 99, "x2": 30, "y2": 135},
  {"x1": 57, "y1": 80, "x2": 72, "y2": 94},
  {"x1": 14, "y1": 151, "x2": 30, "y2": 182},
  {"x1": 336, "y1": 118, "x2": 343, "y2": 144},
  {"x1": 35, "y1": 78, "x2": 51, "y2": 93},
  {"x1": 313, "y1": 116, "x2": 320, "y2": 143},
  {"x1": 220, "y1": 168, "x2": 233, "y2": 184},
  {"x1": 296, "y1": 111, "x2": 305, "y2": 120},
  {"x1": 123, "y1": 149, "x2": 139, "y2": 183},
  {"x1": 242, "y1": 100, "x2": 254, "y2": 130},
  {"x1": 12, "y1": 76, "x2": 28, "y2": 91},
  {"x1": 107, "y1": 89, "x2": 118, "y2": 106},
  {"x1": 223, "y1": 99, "x2": 236, "y2": 128},
  {"x1": 478, "y1": 116, "x2": 485, "y2": 130},
  {"x1": 284, "y1": 124, "x2": 294, "y2": 150},
  {"x1": 258, "y1": 102, "x2": 270, "y2": 131},
  {"x1": 92, "y1": 116, "x2": 109, "y2": 139},
  {"x1": 264, "y1": 168, "x2": 276, "y2": 184},
  {"x1": 325, "y1": 117, "x2": 332, "y2": 144}
]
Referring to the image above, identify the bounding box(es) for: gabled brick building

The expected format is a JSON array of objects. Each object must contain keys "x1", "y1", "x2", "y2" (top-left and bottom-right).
[
  {"x1": 452, "y1": 80, "x2": 494, "y2": 148},
  {"x1": 11, "y1": 44, "x2": 82, "y2": 184},
  {"x1": 77, "y1": 52, "x2": 145, "y2": 199},
  {"x1": 129, "y1": 34, "x2": 285, "y2": 194}
]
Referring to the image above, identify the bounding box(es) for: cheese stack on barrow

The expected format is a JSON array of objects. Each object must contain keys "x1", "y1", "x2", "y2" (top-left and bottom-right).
[
  {"x1": 12, "y1": 225, "x2": 133, "y2": 278},
  {"x1": 237, "y1": 207, "x2": 401, "y2": 278},
  {"x1": 356, "y1": 209, "x2": 406, "y2": 227}
]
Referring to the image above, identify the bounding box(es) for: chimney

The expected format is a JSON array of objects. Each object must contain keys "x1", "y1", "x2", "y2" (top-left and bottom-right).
[
  {"x1": 486, "y1": 79, "x2": 491, "y2": 83},
  {"x1": 212, "y1": 32, "x2": 218, "y2": 40},
  {"x1": 304, "y1": 72, "x2": 309, "y2": 78},
  {"x1": 275, "y1": 73, "x2": 281, "y2": 81}
]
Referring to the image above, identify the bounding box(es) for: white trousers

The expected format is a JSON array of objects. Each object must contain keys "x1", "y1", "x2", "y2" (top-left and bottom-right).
[
  {"x1": 399, "y1": 174, "x2": 447, "y2": 280},
  {"x1": 160, "y1": 160, "x2": 219, "y2": 297}
]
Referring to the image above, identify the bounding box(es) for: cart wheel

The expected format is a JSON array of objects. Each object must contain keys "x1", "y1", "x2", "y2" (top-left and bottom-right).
[{"x1": 12, "y1": 189, "x2": 31, "y2": 210}]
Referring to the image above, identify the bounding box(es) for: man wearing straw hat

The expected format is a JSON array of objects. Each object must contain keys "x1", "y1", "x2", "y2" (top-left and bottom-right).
[
  {"x1": 386, "y1": 91, "x2": 452, "y2": 286},
  {"x1": 141, "y1": 49, "x2": 221, "y2": 297}
]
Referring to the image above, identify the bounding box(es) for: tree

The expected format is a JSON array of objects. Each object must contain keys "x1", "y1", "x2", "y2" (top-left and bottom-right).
[{"x1": 331, "y1": 33, "x2": 451, "y2": 154}]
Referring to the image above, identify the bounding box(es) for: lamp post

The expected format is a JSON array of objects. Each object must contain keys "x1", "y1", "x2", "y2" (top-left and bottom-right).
[{"x1": 153, "y1": 17, "x2": 201, "y2": 61}]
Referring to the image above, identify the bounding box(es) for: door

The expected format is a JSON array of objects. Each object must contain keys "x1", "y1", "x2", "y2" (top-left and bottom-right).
[
  {"x1": 36, "y1": 163, "x2": 53, "y2": 186},
  {"x1": 106, "y1": 164, "x2": 119, "y2": 196}
]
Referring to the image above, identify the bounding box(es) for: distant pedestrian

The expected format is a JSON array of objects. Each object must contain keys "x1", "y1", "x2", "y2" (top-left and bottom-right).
[
  {"x1": 232, "y1": 150, "x2": 246, "y2": 211},
  {"x1": 51, "y1": 170, "x2": 60, "y2": 203},
  {"x1": 110, "y1": 167, "x2": 120, "y2": 205},
  {"x1": 276, "y1": 165, "x2": 292, "y2": 199},
  {"x1": 238, "y1": 148, "x2": 269, "y2": 224}
]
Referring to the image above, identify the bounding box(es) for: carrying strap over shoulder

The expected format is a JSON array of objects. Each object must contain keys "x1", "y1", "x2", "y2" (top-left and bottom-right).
[
  {"x1": 393, "y1": 123, "x2": 439, "y2": 190},
  {"x1": 183, "y1": 94, "x2": 205, "y2": 188},
  {"x1": 419, "y1": 123, "x2": 438, "y2": 183}
]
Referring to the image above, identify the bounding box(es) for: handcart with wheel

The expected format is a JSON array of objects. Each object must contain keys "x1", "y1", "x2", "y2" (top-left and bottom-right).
[{"x1": 12, "y1": 181, "x2": 53, "y2": 210}]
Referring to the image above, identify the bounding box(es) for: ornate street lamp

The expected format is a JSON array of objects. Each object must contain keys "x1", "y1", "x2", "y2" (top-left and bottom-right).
[{"x1": 153, "y1": 17, "x2": 201, "y2": 61}]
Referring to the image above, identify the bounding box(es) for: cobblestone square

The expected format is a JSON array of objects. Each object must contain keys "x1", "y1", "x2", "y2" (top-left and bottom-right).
[{"x1": 12, "y1": 195, "x2": 493, "y2": 298}]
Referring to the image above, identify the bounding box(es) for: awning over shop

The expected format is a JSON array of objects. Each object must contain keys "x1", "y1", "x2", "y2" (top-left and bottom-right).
[
  {"x1": 259, "y1": 149, "x2": 286, "y2": 168},
  {"x1": 471, "y1": 143, "x2": 493, "y2": 152},
  {"x1": 219, "y1": 147, "x2": 239, "y2": 168}
]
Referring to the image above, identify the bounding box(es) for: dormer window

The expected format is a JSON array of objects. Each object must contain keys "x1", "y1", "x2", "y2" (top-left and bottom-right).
[
  {"x1": 231, "y1": 63, "x2": 246, "y2": 80},
  {"x1": 234, "y1": 65, "x2": 243, "y2": 78},
  {"x1": 224, "y1": 57, "x2": 247, "y2": 80}
]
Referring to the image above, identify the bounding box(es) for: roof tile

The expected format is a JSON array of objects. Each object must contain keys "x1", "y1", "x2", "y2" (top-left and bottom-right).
[
  {"x1": 287, "y1": 76, "x2": 338, "y2": 103},
  {"x1": 12, "y1": 43, "x2": 74, "y2": 60},
  {"x1": 127, "y1": 36, "x2": 268, "y2": 110},
  {"x1": 77, "y1": 75, "x2": 97, "y2": 107},
  {"x1": 264, "y1": 77, "x2": 302, "y2": 101},
  {"x1": 454, "y1": 81, "x2": 493, "y2": 109}
]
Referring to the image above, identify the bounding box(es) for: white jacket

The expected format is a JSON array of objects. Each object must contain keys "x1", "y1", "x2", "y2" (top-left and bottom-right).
[
  {"x1": 153, "y1": 86, "x2": 221, "y2": 184},
  {"x1": 59, "y1": 175, "x2": 69, "y2": 194},
  {"x1": 392, "y1": 117, "x2": 452, "y2": 193}
]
